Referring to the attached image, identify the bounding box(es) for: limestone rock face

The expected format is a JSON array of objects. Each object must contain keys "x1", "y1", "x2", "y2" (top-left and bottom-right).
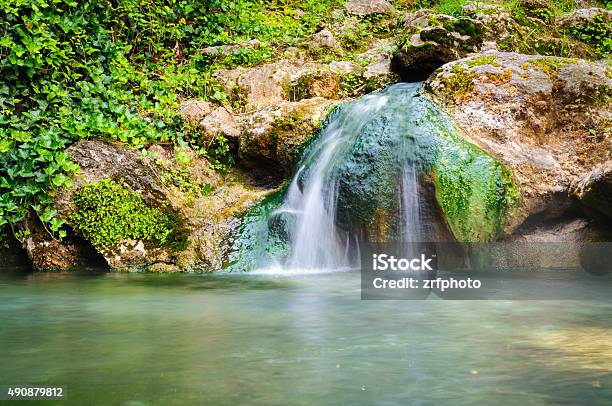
[
  {"x1": 178, "y1": 100, "x2": 214, "y2": 123},
  {"x1": 345, "y1": 0, "x2": 395, "y2": 16},
  {"x1": 424, "y1": 51, "x2": 611, "y2": 233},
  {"x1": 23, "y1": 140, "x2": 269, "y2": 271},
  {"x1": 214, "y1": 62, "x2": 294, "y2": 110},
  {"x1": 213, "y1": 56, "x2": 397, "y2": 112},
  {"x1": 199, "y1": 106, "x2": 242, "y2": 143},
  {"x1": 192, "y1": 54, "x2": 399, "y2": 174},
  {"x1": 238, "y1": 98, "x2": 337, "y2": 176},
  {"x1": 571, "y1": 161, "x2": 612, "y2": 219}
]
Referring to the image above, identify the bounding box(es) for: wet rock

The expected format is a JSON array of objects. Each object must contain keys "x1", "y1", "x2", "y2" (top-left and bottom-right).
[
  {"x1": 424, "y1": 51, "x2": 612, "y2": 234},
  {"x1": 571, "y1": 161, "x2": 612, "y2": 219},
  {"x1": 345, "y1": 0, "x2": 394, "y2": 16}
]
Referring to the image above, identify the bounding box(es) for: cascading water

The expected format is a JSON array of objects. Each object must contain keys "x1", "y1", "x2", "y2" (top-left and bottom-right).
[
  {"x1": 230, "y1": 82, "x2": 520, "y2": 273},
  {"x1": 278, "y1": 91, "x2": 394, "y2": 270},
  {"x1": 269, "y1": 83, "x2": 431, "y2": 270}
]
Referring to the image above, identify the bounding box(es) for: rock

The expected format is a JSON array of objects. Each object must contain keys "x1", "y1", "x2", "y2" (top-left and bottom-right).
[
  {"x1": 345, "y1": 0, "x2": 394, "y2": 16},
  {"x1": 510, "y1": 217, "x2": 610, "y2": 242},
  {"x1": 392, "y1": 6, "x2": 526, "y2": 81},
  {"x1": 392, "y1": 11, "x2": 482, "y2": 81},
  {"x1": 178, "y1": 100, "x2": 213, "y2": 123},
  {"x1": 199, "y1": 106, "x2": 242, "y2": 143},
  {"x1": 557, "y1": 8, "x2": 612, "y2": 27},
  {"x1": 357, "y1": 39, "x2": 398, "y2": 79},
  {"x1": 215, "y1": 56, "x2": 396, "y2": 109},
  {"x1": 24, "y1": 140, "x2": 270, "y2": 272},
  {"x1": 214, "y1": 62, "x2": 295, "y2": 110},
  {"x1": 201, "y1": 39, "x2": 261, "y2": 57},
  {"x1": 239, "y1": 98, "x2": 336, "y2": 175},
  {"x1": 311, "y1": 29, "x2": 341, "y2": 49},
  {"x1": 424, "y1": 51, "x2": 612, "y2": 234},
  {"x1": 19, "y1": 213, "x2": 108, "y2": 271},
  {"x1": 495, "y1": 217, "x2": 611, "y2": 270},
  {"x1": 0, "y1": 236, "x2": 30, "y2": 271},
  {"x1": 571, "y1": 161, "x2": 612, "y2": 219},
  {"x1": 287, "y1": 70, "x2": 342, "y2": 100}
]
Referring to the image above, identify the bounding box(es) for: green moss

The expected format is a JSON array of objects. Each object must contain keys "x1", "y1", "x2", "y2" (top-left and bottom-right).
[
  {"x1": 225, "y1": 185, "x2": 289, "y2": 271},
  {"x1": 528, "y1": 57, "x2": 576, "y2": 78},
  {"x1": 431, "y1": 122, "x2": 520, "y2": 242},
  {"x1": 340, "y1": 72, "x2": 388, "y2": 97},
  {"x1": 70, "y1": 179, "x2": 187, "y2": 250},
  {"x1": 438, "y1": 64, "x2": 477, "y2": 98},
  {"x1": 466, "y1": 55, "x2": 499, "y2": 67}
]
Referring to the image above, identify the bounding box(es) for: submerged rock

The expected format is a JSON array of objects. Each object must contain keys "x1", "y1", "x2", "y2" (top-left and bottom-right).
[{"x1": 425, "y1": 51, "x2": 611, "y2": 234}]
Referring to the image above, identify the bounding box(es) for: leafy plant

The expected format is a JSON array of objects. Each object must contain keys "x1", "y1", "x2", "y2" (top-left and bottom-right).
[
  {"x1": 69, "y1": 178, "x2": 183, "y2": 248},
  {"x1": 568, "y1": 13, "x2": 612, "y2": 57}
]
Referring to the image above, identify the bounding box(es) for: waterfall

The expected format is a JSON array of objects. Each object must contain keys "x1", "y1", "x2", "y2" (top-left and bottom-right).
[
  {"x1": 231, "y1": 82, "x2": 520, "y2": 273},
  {"x1": 271, "y1": 83, "x2": 425, "y2": 270}
]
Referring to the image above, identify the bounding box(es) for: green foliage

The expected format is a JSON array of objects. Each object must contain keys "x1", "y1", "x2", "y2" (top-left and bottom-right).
[
  {"x1": 69, "y1": 178, "x2": 186, "y2": 249},
  {"x1": 567, "y1": 13, "x2": 612, "y2": 57},
  {"x1": 0, "y1": 0, "x2": 183, "y2": 238},
  {"x1": 2, "y1": 0, "x2": 339, "y2": 238},
  {"x1": 412, "y1": 0, "x2": 471, "y2": 17}
]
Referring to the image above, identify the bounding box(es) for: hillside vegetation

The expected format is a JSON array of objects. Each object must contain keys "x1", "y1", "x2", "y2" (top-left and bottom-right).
[{"x1": 1, "y1": 0, "x2": 610, "y2": 245}]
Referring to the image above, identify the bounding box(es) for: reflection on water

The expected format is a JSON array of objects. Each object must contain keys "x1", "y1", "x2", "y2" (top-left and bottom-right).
[{"x1": 1, "y1": 270, "x2": 612, "y2": 405}]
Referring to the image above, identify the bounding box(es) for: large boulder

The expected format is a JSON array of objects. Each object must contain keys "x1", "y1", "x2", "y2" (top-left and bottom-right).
[
  {"x1": 557, "y1": 8, "x2": 612, "y2": 28},
  {"x1": 22, "y1": 141, "x2": 270, "y2": 271},
  {"x1": 424, "y1": 51, "x2": 611, "y2": 233}
]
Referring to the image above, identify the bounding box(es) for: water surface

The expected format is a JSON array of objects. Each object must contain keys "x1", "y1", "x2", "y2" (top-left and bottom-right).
[{"x1": 1, "y1": 269, "x2": 611, "y2": 405}]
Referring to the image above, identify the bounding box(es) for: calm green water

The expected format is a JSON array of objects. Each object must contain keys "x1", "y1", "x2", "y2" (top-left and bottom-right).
[{"x1": 1, "y1": 268, "x2": 612, "y2": 405}]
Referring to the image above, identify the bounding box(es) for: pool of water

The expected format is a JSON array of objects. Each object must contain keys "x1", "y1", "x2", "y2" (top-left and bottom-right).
[{"x1": 1, "y1": 268, "x2": 612, "y2": 405}]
